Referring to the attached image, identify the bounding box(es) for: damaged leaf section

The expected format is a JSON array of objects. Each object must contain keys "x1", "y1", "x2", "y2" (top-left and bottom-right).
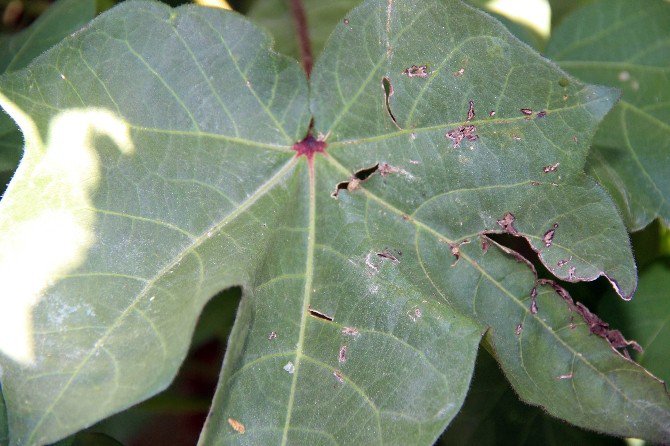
[
  {"x1": 402, "y1": 64, "x2": 429, "y2": 78},
  {"x1": 332, "y1": 163, "x2": 379, "y2": 197},
  {"x1": 537, "y1": 279, "x2": 642, "y2": 356},
  {"x1": 445, "y1": 100, "x2": 479, "y2": 147}
]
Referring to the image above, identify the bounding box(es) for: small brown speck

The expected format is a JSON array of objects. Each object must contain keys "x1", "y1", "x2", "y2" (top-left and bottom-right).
[
  {"x1": 402, "y1": 65, "x2": 429, "y2": 78},
  {"x1": 568, "y1": 266, "x2": 576, "y2": 279},
  {"x1": 268, "y1": 331, "x2": 277, "y2": 340},
  {"x1": 530, "y1": 287, "x2": 538, "y2": 314},
  {"x1": 467, "y1": 100, "x2": 475, "y2": 121},
  {"x1": 557, "y1": 259, "x2": 569, "y2": 267},
  {"x1": 572, "y1": 135, "x2": 578, "y2": 143},
  {"x1": 530, "y1": 181, "x2": 541, "y2": 186},
  {"x1": 228, "y1": 418, "x2": 245, "y2": 434},
  {"x1": 515, "y1": 324, "x2": 523, "y2": 335},
  {"x1": 333, "y1": 370, "x2": 344, "y2": 383},
  {"x1": 543, "y1": 162, "x2": 559, "y2": 173},
  {"x1": 520, "y1": 108, "x2": 532, "y2": 115},
  {"x1": 453, "y1": 68, "x2": 465, "y2": 77},
  {"x1": 489, "y1": 110, "x2": 496, "y2": 117},
  {"x1": 342, "y1": 326, "x2": 359, "y2": 336},
  {"x1": 339, "y1": 345, "x2": 348, "y2": 363},
  {"x1": 343, "y1": 18, "x2": 349, "y2": 25},
  {"x1": 537, "y1": 110, "x2": 547, "y2": 118}
]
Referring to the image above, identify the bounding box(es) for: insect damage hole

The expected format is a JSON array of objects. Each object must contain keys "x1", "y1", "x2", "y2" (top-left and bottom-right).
[
  {"x1": 332, "y1": 163, "x2": 379, "y2": 197},
  {"x1": 382, "y1": 77, "x2": 401, "y2": 129},
  {"x1": 308, "y1": 305, "x2": 334, "y2": 322}
]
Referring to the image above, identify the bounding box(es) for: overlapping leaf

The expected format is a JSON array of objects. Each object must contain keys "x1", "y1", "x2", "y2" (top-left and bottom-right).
[
  {"x1": 440, "y1": 349, "x2": 624, "y2": 445},
  {"x1": 0, "y1": 0, "x2": 96, "y2": 178},
  {"x1": 0, "y1": 1, "x2": 668, "y2": 445},
  {"x1": 600, "y1": 262, "x2": 670, "y2": 384},
  {"x1": 546, "y1": 0, "x2": 670, "y2": 230}
]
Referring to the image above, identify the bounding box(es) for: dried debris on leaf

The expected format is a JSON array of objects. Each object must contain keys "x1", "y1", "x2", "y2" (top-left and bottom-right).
[
  {"x1": 467, "y1": 100, "x2": 475, "y2": 121},
  {"x1": 228, "y1": 418, "x2": 245, "y2": 434},
  {"x1": 402, "y1": 64, "x2": 429, "y2": 78},
  {"x1": 408, "y1": 307, "x2": 422, "y2": 322},
  {"x1": 449, "y1": 239, "x2": 470, "y2": 265},
  {"x1": 520, "y1": 108, "x2": 533, "y2": 116},
  {"x1": 333, "y1": 370, "x2": 344, "y2": 384},
  {"x1": 515, "y1": 323, "x2": 523, "y2": 336},
  {"x1": 453, "y1": 67, "x2": 465, "y2": 77},
  {"x1": 268, "y1": 331, "x2": 277, "y2": 340}
]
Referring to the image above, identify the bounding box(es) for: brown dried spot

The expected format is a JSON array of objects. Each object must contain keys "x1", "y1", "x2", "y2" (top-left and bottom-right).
[
  {"x1": 342, "y1": 326, "x2": 359, "y2": 336},
  {"x1": 543, "y1": 162, "x2": 560, "y2": 173},
  {"x1": 377, "y1": 248, "x2": 401, "y2": 263},
  {"x1": 408, "y1": 307, "x2": 422, "y2": 321},
  {"x1": 308, "y1": 305, "x2": 334, "y2": 322},
  {"x1": 228, "y1": 418, "x2": 245, "y2": 434},
  {"x1": 520, "y1": 108, "x2": 533, "y2": 115},
  {"x1": 379, "y1": 162, "x2": 401, "y2": 176},
  {"x1": 572, "y1": 135, "x2": 578, "y2": 143},
  {"x1": 563, "y1": 94, "x2": 569, "y2": 101},
  {"x1": 402, "y1": 214, "x2": 411, "y2": 221},
  {"x1": 530, "y1": 181, "x2": 541, "y2": 186},
  {"x1": 557, "y1": 259, "x2": 569, "y2": 267},
  {"x1": 338, "y1": 345, "x2": 348, "y2": 363},
  {"x1": 489, "y1": 110, "x2": 496, "y2": 117},
  {"x1": 536, "y1": 110, "x2": 547, "y2": 118},
  {"x1": 446, "y1": 125, "x2": 478, "y2": 148},
  {"x1": 467, "y1": 100, "x2": 475, "y2": 121},
  {"x1": 333, "y1": 370, "x2": 344, "y2": 383},
  {"x1": 556, "y1": 373, "x2": 573, "y2": 380},
  {"x1": 402, "y1": 65, "x2": 429, "y2": 78},
  {"x1": 543, "y1": 223, "x2": 558, "y2": 247},
  {"x1": 332, "y1": 163, "x2": 379, "y2": 197},
  {"x1": 497, "y1": 212, "x2": 518, "y2": 234},
  {"x1": 515, "y1": 324, "x2": 523, "y2": 336},
  {"x1": 268, "y1": 331, "x2": 277, "y2": 340},
  {"x1": 343, "y1": 18, "x2": 349, "y2": 25},
  {"x1": 453, "y1": 67, "x2": 465, "y2": 77}
]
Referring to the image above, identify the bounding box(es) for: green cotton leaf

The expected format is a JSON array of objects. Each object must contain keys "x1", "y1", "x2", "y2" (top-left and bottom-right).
[
  {"x1": 0, "y1": 385, "x2": 8, "y2": 445},
  {"x1": 249, "y1": 0, "x2": 362, "y2": 61},
  {"x1": 0, "y1": 0, "x2": 97, "y2": 177},
  {"x1": 0, "y1": 0, "x2": 667, "y2": 444},
  {"x1": 600, "y1": 262, "x2": 670, "y2": 384},
  {"x1": 439, "y1": 349, "x2": 624, "y2": 446},
  {"x1": 545, "y1": 0, "x2": 670, "y2": 231}
]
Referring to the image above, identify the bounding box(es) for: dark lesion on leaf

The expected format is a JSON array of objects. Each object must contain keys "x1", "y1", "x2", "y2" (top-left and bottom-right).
[
  {"x1": 377, "y1": 248, "x2": 401, "y2": 264},
  {"x1": 445, "y1": 100, "x2": 479, "y2": 148},
  {"x1": 496, "y1": 212, "x2": 519, "y2": 235}
]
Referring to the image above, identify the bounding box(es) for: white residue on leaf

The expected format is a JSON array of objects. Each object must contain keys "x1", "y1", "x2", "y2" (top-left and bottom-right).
[{"x1": 283, "y1": 361, "x2": 295, "y2": 374}]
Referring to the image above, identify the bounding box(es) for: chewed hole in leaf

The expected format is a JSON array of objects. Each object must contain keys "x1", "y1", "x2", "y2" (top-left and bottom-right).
[
  {"x1": 332, "y1": 163, "x2": 379, "y2": 197},
  {"x1": 381, "y1": 76, "x2": 401, "y2": 129}
]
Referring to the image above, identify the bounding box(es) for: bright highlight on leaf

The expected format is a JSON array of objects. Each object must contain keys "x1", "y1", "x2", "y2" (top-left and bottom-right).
[{"x1": 0, "y1": 0, "x2": 668, "y2": 445}]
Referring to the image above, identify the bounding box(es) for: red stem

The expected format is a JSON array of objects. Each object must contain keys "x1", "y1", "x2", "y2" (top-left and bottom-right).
[{"x1": 289, "y1": 0, "x2": 313, "y2": 77}]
